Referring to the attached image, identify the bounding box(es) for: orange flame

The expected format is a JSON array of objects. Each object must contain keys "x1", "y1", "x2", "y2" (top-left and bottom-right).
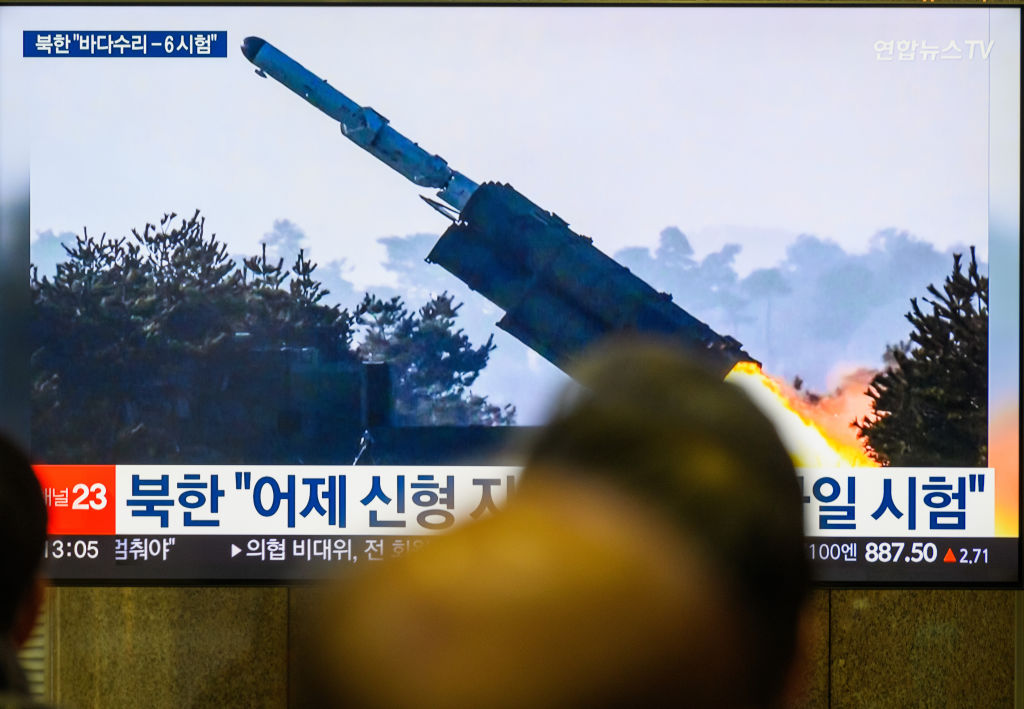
[
  {"x1": 991, "y1": 404, "x2": 1019, "y2": 537},
  {"x1": 726, "y1": 361, "x2": 878, "y2": 468}
]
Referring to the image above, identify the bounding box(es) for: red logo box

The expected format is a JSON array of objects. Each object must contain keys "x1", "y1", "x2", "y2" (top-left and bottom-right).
[{"x1": 33, "y1": 465, "x2": 116, "y2": 535}]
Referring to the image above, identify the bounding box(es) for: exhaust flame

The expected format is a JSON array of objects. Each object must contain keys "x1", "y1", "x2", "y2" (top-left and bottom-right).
[{"x1": 726, "y1": 361, "x2": 878, "y2": 468}]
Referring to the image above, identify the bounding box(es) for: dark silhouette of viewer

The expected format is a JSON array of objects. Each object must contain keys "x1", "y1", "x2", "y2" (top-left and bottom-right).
[
  {"x1": 0, "y1": 434, "x2": 50, "y2": 707},
  {"x1": 523, "y1": 339, "x2": 811, "y2": 707},
  {"x1": 308, "y1": 339, "x2": 810, "y2": 709}
]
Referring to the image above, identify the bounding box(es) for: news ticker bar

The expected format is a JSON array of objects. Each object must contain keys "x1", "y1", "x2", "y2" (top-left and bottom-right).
[
  {"x1": 34, "y1": 465, "x2": 999, "y2": 538},
  {"x1": 40, "y1": 535, "x2": 1019, "y2": 584},
  {"x1": 806, "y1": 537, "x2": 1018, "y2": 584}
]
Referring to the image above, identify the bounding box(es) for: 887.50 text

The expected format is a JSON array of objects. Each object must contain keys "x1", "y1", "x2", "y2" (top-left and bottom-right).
[{"x1": 864, "y1": 541, "x2": 936, "y2": 563}]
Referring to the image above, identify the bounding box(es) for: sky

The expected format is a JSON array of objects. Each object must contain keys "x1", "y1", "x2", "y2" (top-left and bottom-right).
[{"x1": 3, "y1": 5, "x2": 1017, "y2": 422}]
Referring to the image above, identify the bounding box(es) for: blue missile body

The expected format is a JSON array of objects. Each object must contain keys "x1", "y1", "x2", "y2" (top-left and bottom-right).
[{"x1": 240, "y1": 36, "x2": 478, "y2": 210}]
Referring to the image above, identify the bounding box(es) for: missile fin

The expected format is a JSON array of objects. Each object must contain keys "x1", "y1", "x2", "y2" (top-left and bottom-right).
[{"x1": 420, "y1": 195, "x2": 459, "y2": 222}]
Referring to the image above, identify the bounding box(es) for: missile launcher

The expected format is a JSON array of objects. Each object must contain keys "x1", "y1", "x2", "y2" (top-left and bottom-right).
[{"x1": 242, "y1": 37, "x2": 755, "y2": 378}]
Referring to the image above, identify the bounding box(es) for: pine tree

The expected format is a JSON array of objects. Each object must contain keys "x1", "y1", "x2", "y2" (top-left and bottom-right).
[
  {"x1": 855, "y1": 248, "x2": 987, "y2": 466},
  {"x1": 31, "y1": 212, "x2": 512, "y2": 462},
  {"x1": 355, "y1": 293, "x2": 515, "y2": 426},
  {"x1": 31, "y1": 212, "x2": 358, "y2": 461}
]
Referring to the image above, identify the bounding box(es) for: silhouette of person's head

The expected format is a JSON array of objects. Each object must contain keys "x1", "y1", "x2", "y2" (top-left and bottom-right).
[
  {"x1": 0, "y1": 433, "x2": 47, "y2": 693},
  {"x1": 309, "y1": 340, "x2": 809, "y2": 709},
  {"x1": 524, "y1": 339, "x2": 810, "y2": 706}
]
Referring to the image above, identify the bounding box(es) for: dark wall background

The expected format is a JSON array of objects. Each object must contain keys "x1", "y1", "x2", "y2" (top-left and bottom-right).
[{"x1": 35, "y1": 586, "x2": 1019, "y2": 708}]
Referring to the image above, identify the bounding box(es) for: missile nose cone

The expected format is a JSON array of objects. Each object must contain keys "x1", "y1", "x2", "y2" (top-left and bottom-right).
[{"x1": 241, "y1": 36, "x2": 266, "y2": 63}]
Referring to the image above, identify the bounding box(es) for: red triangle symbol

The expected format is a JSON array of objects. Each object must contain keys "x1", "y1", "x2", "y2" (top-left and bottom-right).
[{"x1": 943, "y1": 548, "x2": 957, "y2": 563}]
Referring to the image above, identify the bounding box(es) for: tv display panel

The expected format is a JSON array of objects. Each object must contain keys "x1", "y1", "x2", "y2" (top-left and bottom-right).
[{"x1": 0, "y1": 5, "x2": 1018, "y2": 585}]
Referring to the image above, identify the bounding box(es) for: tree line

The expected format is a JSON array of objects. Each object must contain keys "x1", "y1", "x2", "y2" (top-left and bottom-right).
[
  {"x1": 30, "y1": 209, "x2": 987, "y2": 467},
  {"x1": 31, "y1": 211, "x2": 513, "y2": 463}
]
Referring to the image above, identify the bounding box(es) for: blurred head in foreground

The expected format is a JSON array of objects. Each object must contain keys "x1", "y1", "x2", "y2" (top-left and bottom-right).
[
  {"x1": 313, "y1": 339, "x2": 808, "y2": 709},
  {"x1": 0, "y1": 433, "x2": 48, "y2": 693},
  {"x1": 524, "y1": 339, "x2": 810, "y2": 706}
]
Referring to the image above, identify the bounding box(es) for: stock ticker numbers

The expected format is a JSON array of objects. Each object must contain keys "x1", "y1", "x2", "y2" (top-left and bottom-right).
[
  {"x1": 810, "y1": 540, "x2": 989, "y2": 565},
  {"x1": 804, "y1": 537, "x2": 1008, "y2": 584},
  {"x1": 802, "y1": 536, "x2": 1003, "y2": 581}
]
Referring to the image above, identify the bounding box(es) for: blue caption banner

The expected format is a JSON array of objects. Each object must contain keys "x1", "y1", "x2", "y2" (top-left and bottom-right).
[{"x1": 23, "y1": 31, "x2": 226, "y2": 58}]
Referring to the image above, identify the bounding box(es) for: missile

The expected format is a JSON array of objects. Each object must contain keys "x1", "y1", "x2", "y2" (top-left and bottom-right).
[
  {"x1": 240, "y1": 36, "x2": 478, "y2": 210},
  {"x1": 241, "y1": 37, "x2": 756, "y2": 376}
]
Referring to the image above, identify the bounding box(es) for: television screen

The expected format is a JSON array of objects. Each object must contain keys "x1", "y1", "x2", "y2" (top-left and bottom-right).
[{"x1": 0, "y1": 5, "x2": 1018, "y2": 585}]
